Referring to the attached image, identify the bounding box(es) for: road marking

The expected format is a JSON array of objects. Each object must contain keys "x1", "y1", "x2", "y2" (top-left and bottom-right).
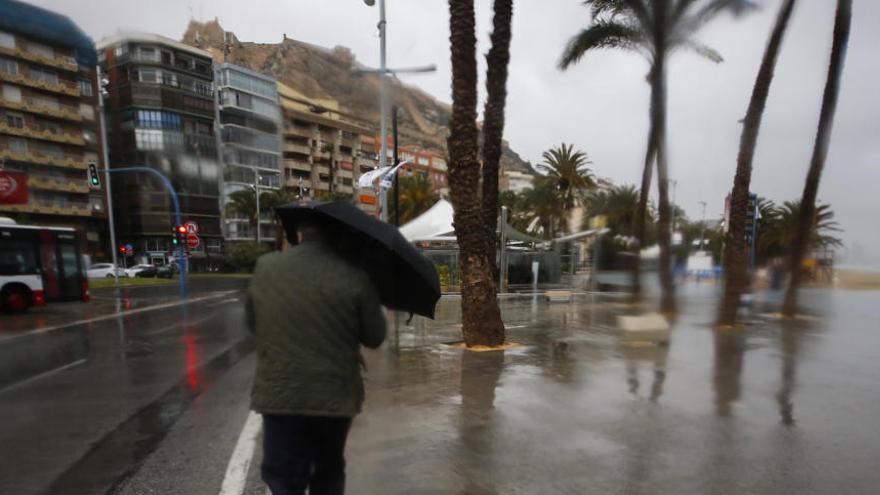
[
  {"x1": 0, "y1": 291, "x2": 240, "y2": 344},
  {"x1": 219, "y1": 410, "x2": 262, "y2": 495},
  {"x1": 0, "y1": 358, "x2": 86, "y2": 394}
]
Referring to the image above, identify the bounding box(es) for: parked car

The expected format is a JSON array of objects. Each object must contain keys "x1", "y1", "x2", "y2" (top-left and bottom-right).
[
  {"x1": 124, "y1": 264, "x2": 155, "y2": 278},
  {"x1": 134, "y1": 266, "x2": 158, "y2": 278},
  {"x1": 86, "y1": 263, "x2": 126, "y2": 279},
  {"x1": 156, "y1": 264, "x2": 176, "y2": 279}
]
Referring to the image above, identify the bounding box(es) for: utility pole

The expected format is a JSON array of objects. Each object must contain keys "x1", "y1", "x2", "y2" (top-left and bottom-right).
[
  {"x1": 392, "y1": 105, "x2": 400, "y2": 226},
  {"x1": 698, "y1": 200, "x2": 707, "y2": 251},
  {"x1": 254, "y1": 171, "x2": 261, "y2": 244},
  {"x1": 97, "y1": 66, "x2": 119, "y2": 286},
  {"x1": 671, "y1": 179, "x2": 678, "y2": 234}
]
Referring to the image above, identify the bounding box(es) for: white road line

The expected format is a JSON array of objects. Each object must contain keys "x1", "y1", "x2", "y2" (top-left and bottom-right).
[
  {"x1": 0, "y1": 291, "x2": 240, "y2": 344},
  {"x1": 219, "y1": 410, "x2": 262, "y2": 495},
  {"x1": 0, "y1": 358, "x2": 86, "y2": 393}
]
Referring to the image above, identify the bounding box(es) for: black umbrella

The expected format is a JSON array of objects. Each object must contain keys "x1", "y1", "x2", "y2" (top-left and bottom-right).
[{"x1": 276, "y1": 201, "x2": 441, "y2": 318}]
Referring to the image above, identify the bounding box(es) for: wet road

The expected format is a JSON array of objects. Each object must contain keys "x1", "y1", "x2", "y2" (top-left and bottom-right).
[
  {"x1": 0, "y1": 283, "x2": 253, "y2": 495},
  {"x1": 1, "y1": 281, "x2": 879, "y2": 494}
]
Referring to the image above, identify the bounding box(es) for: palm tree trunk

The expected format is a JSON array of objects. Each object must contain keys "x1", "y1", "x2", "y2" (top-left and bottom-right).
[
  {"x1": 448, "y1": 0, "x2": 505, "y2": 346},
  {"x1": 718, "y1": 0, "x2": 797, "y2": 326},
  {"x1": 631, "y1": 96, "x2": 657, "y2": 303},
  {"x1": 480, "y1": 0, "x2": 513, "y2": 282},
  {"x1": 653, "y1": 0, "x2": 676, "y2": 314},
  {"x1": 783, "y1": 0, "x2": 852, "y2": 317}
]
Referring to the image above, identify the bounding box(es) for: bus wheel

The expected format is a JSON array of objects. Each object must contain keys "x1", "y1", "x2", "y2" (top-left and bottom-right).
[{"x1": 1, "y1": 287, "x2": 30, "y2": 314}]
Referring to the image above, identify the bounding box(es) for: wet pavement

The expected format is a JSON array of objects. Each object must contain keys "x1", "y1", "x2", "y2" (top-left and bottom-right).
[{"x1": 1, "y1": 279, "x2": 879, "y2": 494}]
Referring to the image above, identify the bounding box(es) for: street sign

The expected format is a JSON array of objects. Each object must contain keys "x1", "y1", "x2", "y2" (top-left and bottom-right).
[
  {"x1": 186, "y1": 233, "x2": 200, "y2": 249},
  {"x1": 184, "y1": 221, "x2": 198, "y2": 234}
]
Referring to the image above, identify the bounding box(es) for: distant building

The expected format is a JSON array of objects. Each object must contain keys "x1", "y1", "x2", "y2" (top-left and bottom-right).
[
  {"x1": 360, "y1": 137, "x2": 449, "y2": 197},
  {"x1": 0, "y1": 0, "x2": 108, "y2": 258},
  {"x1": 500, "y1": 169, "x2": 533, "y2": 193},
  {"x1": 276, "y1": 82, "x2": 377, "y2": 212},
  {"x1": 215, "y1": 63, "x2": 281, "y2": 246},
  {"x1": 97, "y1": 33, "x2": 221, "y2": 268}
]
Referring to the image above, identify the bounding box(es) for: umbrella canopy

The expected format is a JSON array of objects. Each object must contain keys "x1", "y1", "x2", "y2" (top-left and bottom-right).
[{"x1": 276, "y1": 201, "x2": 441, "y2": 318}]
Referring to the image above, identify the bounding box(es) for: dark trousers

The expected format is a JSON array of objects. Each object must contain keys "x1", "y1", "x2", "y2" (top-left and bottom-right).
[{"x1": 261, "y1": 414, "x2": 353, "y2": 495}]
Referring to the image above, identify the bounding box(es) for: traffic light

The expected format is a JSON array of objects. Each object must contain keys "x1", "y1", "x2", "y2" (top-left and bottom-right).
[
  {"x1": 172, "y1": 225, "x2": 186, "y2": 246},
  {"x1": 88, "y1": 163, "x2": 101, "y2": 187},
  {"x1": 119, "y1": 245, "x2": 126, "y2": 254}
]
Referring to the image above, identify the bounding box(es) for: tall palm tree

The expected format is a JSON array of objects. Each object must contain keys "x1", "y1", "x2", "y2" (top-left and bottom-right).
[
  {"x1": 516, "y1": 177, "x2": 567, "y2": 238},
  {"x1": 447, "y1": 0, "x2": 505, "y2": 347},
  {"x1": 761, "y1": 201, "x2": 842, "y2": 258},
  {"x1": 718, "y1": 0, "x2": 798, "y2": 327},
  {"x1": 783, "y1": 0, "x2": 851, "y2": 317},
  {"x1": 536, "y1": 142, "x2": 596, "y2": 233},
  {"x1": 480, "y1": 0, "x2": 514, "y2": 275},
  {"x1": 560, "y1": 0, "x2": 754, "y2": 312},
  {"x1": 398, "y1": 174, "x2": 440, "y2": 225}
]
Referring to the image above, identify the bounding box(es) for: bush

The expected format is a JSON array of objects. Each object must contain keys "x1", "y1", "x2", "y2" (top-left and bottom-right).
[
  {"x1": 435, "y1": 264, "x2": 451, "y2": 290},
  {"x1": 226, "y1": 243, "x2": 271, "y2": 272}
]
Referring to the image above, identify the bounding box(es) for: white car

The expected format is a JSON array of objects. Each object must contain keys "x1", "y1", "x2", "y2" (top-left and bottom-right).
[
  {"x1": 86, "y1": 263, "x2": 126, "y2": 279},
  {"x1": 124, "y1": 264, "x2": 155, "y2": 278}
]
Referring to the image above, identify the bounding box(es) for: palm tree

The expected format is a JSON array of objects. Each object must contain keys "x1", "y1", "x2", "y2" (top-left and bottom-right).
[
  {"x1": 515, "y1": 177, "x2": 567, "y2": 238},
  {"x1": 718, "y1": 0, "x2": 798, "y2": 327},
  {"x1": 560, "y1": 0, "x2": 754, "y2": 312},
  {"x1": 783, "y1": 0, "x2": 851, "y2": 316},
  {"x1": 536, "y1": 142, "x2": 596, "y2": 233},
  {"x1": 583, "y1": 184, "x2": 640, "y2": 237},
  {"x1": 398, "y1": 173, "x2": 439, "y2": 225},
  {"x1": 447, "y1": 0, "x2": 505, "y2": 347},
  {"x1": 761, "y1": 201, "x2": 842, "y2": 258},
  {"x1": 261, "y1": 188, "x2": 301, "y2": 249},
  {"x1": 480, "y1": 0, "x2": 514, "y2": 274},
  {"x1": 226, "y1": 189, "x2": 258, "y2": 239}
]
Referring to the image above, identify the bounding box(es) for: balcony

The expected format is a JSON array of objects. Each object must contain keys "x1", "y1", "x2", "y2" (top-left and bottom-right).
[
  {"x1": 28, "y1": 175, "x2": 89, "y2": 194},
  {"x1": 0, "y1": 201, "x2": 91, "y2": 217},
  {"x1": 0, "y1": 71, "x2": 79, "y2": 96},
  {"x1": 0, "y1": 148, "x2": 86, "y2": 169},
  {"x1": 283, "y1": 142, "x2": 311, "y2": 155},
  {"x1": 285, "y1": 160, "x2": 312, "y2": 173},
  {"x1": 284, "y1": 123, "x2": 313, "y2": 138},
  {"x1": 285, "y1": 177, "x2": 312, "y2": 189},
  {"x1": 0, "y1": 97, "x2": 82, "y2": 122},
  {"x1": 0, "y1": 45, "x2": 79, "y2": 72},
  {"x1": 0, "y1": 121, "x2": 85, "y2": 146}
]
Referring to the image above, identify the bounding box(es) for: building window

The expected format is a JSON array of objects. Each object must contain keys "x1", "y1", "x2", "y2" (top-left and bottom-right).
[
  {"x1": 5, "y1": 111, "x2": 24, "y2": 128},
  {"x1": 136, "y1": 47, "x2": 160, "y2": 62},
  {"x1": 0, "y1": 31, "x2": 14, "y2": 49},
  {"x1": 27, "y1": 42, "x2": 54, "y2": 59},
  {"x1": 34, "y1": 119, "x2": 60, "y2": 134},
  {"x1": 29, "y1": 67, "x2": 58, "y2": 85},
  {"x1": 114, "y1": 44, "x2": 128, "y2": 58},
  {"x1": 35, "y1": 142, "x2": 63, "y2": 157},
  {"x1": 77, "y1": 79, "x2": 93, "y2": 97},
  {"x1": 0, "y1": 57, "x2": 17, "y2": 74},
  {"x1": 8, "y1": 137, "x2": 27, "y2": 154},
  {"x1": 79, "y1": 103, "x2": 95, "y2": 120},
  {"x1": 30, "y1": 94, "x2": 58, "y2": 110},
  {"x1": 162, "y1": 71, "x2": 178, "y2": 87},
  {"x1": 2, "y1": 84, "x2": 21, "y2": 102},
  {"x1": 136, "y1": 110, "x2": 182, "y2": 130},
  {"x1": 138, "y1": 68, "x2": 159, "y2": 84}
]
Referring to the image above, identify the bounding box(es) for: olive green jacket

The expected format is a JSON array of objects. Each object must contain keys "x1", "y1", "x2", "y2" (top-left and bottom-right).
[{"x1": 245, "y1": 240, "x2": 386, "y2": 417}]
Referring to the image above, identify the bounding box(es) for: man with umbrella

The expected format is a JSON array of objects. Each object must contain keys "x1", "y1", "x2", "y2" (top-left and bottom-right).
[{"x1": 245, "y1": 218, "x2": 387, "y2": 495}]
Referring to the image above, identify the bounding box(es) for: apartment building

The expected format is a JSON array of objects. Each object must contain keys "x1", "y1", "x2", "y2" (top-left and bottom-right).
[
  {"x1": 0, "y1": 0, "x2": 107, "y2": 257},
  {"x1": 215, "y1": 63, "x2": 281, "y2": 246},
  {"x1": 276, "y1": 82, "x2": 378, "y2": 212},
  {"x1": 359, "y1": 135, "x2": 449, "y2": 197},
  {"x1": 97, "y1": 33, "x2": 221, "y2": 268}
]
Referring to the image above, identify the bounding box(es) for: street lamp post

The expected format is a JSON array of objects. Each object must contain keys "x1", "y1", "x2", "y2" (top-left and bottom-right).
[
  {"x1": 698, "y1": 200, "x2": 707, "y2": 251},
  {"x1": 254, "y1": 171, "x2": 261, "y2": 245},
  {"x1": 361, "y1": 0, "x2": 435, "y2": 222},
  {"x1": 97, "y1": 66, "x2": 119, "y2": 286}
]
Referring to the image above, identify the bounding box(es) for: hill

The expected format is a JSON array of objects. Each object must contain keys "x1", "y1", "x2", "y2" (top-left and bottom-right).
[{"x1": 181, "y1": 19, "x2": 534, "y2": 175}]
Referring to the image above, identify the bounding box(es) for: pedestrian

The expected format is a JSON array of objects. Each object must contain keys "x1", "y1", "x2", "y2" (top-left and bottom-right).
[{"x1": 245, "y1": 220, "x2": 387, "y2": 495}]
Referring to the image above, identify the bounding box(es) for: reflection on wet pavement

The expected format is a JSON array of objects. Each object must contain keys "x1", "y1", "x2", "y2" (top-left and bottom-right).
[{"x1": 350, "y1": 286, "x2": 880, "y2": 494}]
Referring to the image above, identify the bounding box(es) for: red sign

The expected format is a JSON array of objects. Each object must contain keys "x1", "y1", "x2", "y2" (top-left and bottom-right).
[
  {"x1": 0, "y1": 171, "x2": 28, "y2": 204},
  {"x1": 359, "y1": 194, "x2": 376, "y2": 205},
  {"x1": 340, "y1": 161, "x2": 353, "y2": 171},
  {"x1": 186, "y1": 234, "x2": 200, "y2": 249}
]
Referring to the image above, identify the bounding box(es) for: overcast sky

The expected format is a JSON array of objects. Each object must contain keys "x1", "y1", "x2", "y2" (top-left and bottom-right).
[{"x1": 33, "y1": 0, "x2": 880, "y2": 264}]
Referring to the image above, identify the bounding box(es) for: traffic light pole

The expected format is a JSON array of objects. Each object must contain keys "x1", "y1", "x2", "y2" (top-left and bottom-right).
[
  {"x1": 100, "y1": 166, "x2": 188, "y2": 298},
  {"x1": 97, "y1": 66, "x2": 119, "y2": 287}
]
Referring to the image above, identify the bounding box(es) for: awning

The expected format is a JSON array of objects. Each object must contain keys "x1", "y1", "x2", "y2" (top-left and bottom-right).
[{"x1": 400, "y1": 199, "x2": 542, "y2": 245}]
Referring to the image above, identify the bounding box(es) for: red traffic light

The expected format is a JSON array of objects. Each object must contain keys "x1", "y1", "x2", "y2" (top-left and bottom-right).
[
  {"x1": 175, "y1": 225, "x2": 187, "y2": 234},
  {"x1": 119, "y1": 245, "x2": 126, "y2": 253}
]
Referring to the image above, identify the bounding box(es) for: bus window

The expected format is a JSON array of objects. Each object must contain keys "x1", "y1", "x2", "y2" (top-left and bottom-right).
[{"x1": 0, "y1": 241, "x2": 39, "y2": 276}]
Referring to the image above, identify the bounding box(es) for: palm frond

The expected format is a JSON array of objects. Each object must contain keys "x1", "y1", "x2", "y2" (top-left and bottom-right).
[
  {"x1": 681, "y1": 39, "x2": 723, "y2": 62},
  {"x1": 559, "y1": 20, "x2": 644, "y2": 69}
]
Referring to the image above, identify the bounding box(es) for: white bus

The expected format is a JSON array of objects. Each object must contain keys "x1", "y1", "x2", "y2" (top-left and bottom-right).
[{"x1": 0, "y1": 220, "x2": 90, "y2": 313}]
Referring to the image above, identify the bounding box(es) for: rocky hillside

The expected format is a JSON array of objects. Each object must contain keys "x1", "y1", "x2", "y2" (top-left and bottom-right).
[{"x1": 181, "y1": 19, "x2": 533, "y2": 174}]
